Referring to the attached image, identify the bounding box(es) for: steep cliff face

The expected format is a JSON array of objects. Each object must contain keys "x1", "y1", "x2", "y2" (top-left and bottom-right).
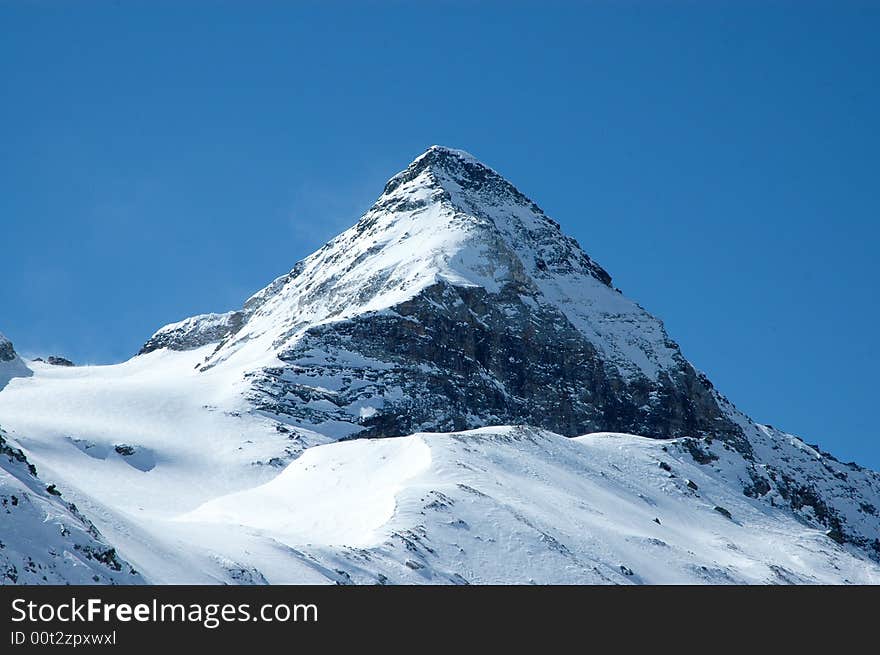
[{"x1": 252, "y1": 281, "x2": 742, "y2": 448}]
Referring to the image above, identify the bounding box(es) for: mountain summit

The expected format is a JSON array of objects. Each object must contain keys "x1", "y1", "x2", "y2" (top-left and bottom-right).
[{"x1": 145, "y1": 146, "x2": 736, "y2": 443}]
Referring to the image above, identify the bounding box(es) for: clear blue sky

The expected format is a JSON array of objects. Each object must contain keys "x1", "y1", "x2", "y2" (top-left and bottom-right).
[{"x1": 1, "y1": 2, "x2": 877, "y2": 468}]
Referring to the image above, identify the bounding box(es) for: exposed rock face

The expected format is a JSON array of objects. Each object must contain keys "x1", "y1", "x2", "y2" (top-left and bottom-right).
[
  {"x1": 46, "y1": 356, "x2": 74, "y2": 367},
  {"x1": 0, "y1": 426, "x2": 143, "y2": 584},
  {"x1": 0, "y1": 333, "x2": 31, "y2": 391},
  {"x1": 0, "y1": 334, "x2": 16, "y2": 362},
  {"x1": 139, "y1": 311, "x2": 245, "y2": 355},
  {"x1": 253, "y1": 281, "x2": 744, "y2": 450},
  {"x1": 137, "y1": 145, "x2": 879, "y2": 562}
]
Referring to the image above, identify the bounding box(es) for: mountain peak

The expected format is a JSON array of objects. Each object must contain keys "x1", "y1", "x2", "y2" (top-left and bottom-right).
[
  {"x1": 381, "y1": 145, "x2": 538, "y2": 217},
  {"x1": 187, "y1": 146, "x2": 631, "y2": 374},
  {"x1": 424, "y1": 144, "x2": 480, "y2": 161},
  {"x1": 381, "y1": 145, "x2": 482, "y2": 194},
  {"x1": 414, "y1": 144, "x2": 483, "y2": 169}
]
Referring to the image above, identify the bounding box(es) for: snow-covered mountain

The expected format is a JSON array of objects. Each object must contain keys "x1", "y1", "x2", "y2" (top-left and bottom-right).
[
  {"x1": 194, "y1": 146, "x2": 743, "y2": 447},
  {"x1": 0, "y1": 146, "x2": 877, "y2": 584}
]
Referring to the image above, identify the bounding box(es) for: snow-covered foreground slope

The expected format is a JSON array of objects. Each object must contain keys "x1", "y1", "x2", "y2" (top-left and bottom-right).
[{"x1": 178, "y1": 426, "x2": 879, "y2": 585}]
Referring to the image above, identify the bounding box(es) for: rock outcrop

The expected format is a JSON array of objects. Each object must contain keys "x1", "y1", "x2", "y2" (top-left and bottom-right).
[
  {"x1": 0, "y1": 333, "x2": 31, "y2": 391},
  {"x1": 139, "y1": 311, "x2": 245, "y2": 355}
]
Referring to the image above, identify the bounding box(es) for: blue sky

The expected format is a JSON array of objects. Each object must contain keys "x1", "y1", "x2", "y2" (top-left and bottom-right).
[{"x1": 1, "y1": 2, "x2": 878, "y2": 467}]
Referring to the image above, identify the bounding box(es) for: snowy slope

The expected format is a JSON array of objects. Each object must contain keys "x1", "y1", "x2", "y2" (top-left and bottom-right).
[
  {"x1": 3, "y1": 385, "x2": 876, "y2": 584},
  {"x1": 0, "y1": 426, "x2": 142, "y2": 584},
  {"x1": 0, "y1": 349, "x2": 336, "y2": 584},
  {"x1": 0, "y1": 350, "x2": 319, "y2": 519},
  {"x1": 1, "y1": 355, "x2": 876, "y2": 584},
  {"x1": 169, "y1": 426, "x2": 880, "y2": 584}
]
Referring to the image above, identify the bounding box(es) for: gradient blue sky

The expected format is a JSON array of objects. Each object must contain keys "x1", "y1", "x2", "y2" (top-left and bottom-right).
[{"x1": 1, "y1": 2, "x2": 878, "y2": 467}]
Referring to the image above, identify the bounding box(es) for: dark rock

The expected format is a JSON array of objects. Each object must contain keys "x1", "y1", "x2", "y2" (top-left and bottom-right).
[
  {"x1": 46, "y1": 356, "x2": 74, "y2": 367},
  {"x1": 681, "y1": 438, "x2": 720, "y2": 465},
  {"x1": 743, "y1": 473, "x2": 772, "y2": 498},
  {"x1": 713, "y1": 506, "x2": 732, "y2": 520},
  {"x1": 74, "y1": 545, "x2": 123, "y2": 572},
  {"x1": 0, "y1": 335, "x2": 15, "y2": 362}
]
